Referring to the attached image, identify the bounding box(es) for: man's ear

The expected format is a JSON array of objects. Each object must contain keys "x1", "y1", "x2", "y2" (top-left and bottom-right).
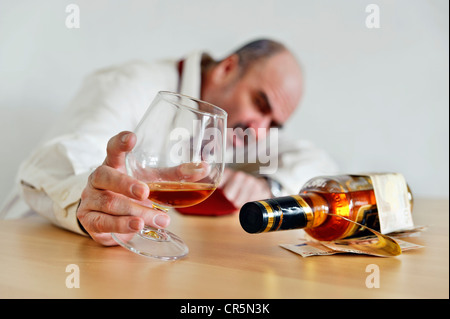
[{"x1": 210, "y1": 54, "x2": 240, "y2": 84}]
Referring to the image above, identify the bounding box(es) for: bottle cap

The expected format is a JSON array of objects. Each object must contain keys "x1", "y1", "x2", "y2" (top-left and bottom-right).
[{"x1": 239, "y1": 196, "x2": 310, "y2": 233}]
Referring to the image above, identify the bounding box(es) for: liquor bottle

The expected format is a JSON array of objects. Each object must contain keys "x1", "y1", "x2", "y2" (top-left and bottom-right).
[{"x1": 239, "y1": 174, "x2": 413, "y2": 241}]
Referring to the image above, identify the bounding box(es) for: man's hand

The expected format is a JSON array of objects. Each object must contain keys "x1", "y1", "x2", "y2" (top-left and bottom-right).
[
  {"x1": 77, "y1": 131, "x2": 170, "y2": 246},
  {"x1": 219, "y1": 168, "x2": 272, "y2": 209}
]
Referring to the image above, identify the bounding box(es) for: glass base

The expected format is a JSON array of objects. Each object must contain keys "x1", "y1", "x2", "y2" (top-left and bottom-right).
[{"x1": 112, "y1": 227, "x2": 189, "y2": 261}]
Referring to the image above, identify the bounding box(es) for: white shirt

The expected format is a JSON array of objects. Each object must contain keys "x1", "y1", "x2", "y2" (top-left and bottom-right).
[{"x1": 5, "y1": 51, "x2": 338, "y2": 234}]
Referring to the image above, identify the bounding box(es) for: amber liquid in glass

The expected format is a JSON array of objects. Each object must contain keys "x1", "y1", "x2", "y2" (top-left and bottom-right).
[{"x1": 147, "y1": 181, "x2": 216, "y2": 208}]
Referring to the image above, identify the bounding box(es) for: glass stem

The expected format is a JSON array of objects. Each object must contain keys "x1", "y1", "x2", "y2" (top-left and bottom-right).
[
  {"x1": 140, "y1": 227, "x2": 170, "y2": 241},
  {"x1": 138, "y1": 205, "x2": 171, "y2": 241}
]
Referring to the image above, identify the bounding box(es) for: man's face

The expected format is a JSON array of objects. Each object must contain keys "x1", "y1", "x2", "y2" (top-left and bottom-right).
[{"x1": 202, "y1": 51, "x2": 303, "y2": 148}]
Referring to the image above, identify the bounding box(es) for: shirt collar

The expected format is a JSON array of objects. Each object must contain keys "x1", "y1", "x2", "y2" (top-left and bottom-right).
[{"x1": 178, "y1": 51, "x2": 203, "y2": 99}]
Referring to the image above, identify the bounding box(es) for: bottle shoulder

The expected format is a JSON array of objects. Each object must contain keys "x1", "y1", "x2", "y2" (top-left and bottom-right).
[{"x1": 300, "y1": 174, "x2": 373, "y2": 193}]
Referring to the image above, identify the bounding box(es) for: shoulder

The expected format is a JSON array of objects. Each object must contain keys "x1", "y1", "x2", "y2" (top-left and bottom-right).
[{"x1": 85, "y1": 59, "x2": 178, "y2": 91}]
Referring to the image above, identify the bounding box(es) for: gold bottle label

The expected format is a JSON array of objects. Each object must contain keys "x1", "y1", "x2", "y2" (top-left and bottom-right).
[
  {"x1": 342, "y1": 204, "x2": 379, "y2": 238},
  {"x1": 254, "y1": 195, "x2": 312, "y2": 232}
]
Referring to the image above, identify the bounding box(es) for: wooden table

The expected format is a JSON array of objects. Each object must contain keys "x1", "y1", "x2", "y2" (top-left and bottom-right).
[{"x1": 0, "y1": 198, "x2": 448, "y2": 299}]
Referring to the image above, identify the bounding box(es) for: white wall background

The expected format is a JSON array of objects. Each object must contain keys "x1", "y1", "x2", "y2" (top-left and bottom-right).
[{"x1": 0, "y1": 0, "x2": 448, "y2": 207}]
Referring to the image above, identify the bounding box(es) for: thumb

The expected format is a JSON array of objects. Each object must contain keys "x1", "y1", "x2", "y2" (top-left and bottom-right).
[{"x1": 103, "y1": 131, "x2": 136, "y2": 170}]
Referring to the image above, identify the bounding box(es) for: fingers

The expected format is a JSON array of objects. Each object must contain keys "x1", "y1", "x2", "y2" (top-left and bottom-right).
[
  {"x1": 81, "y1": 210, "x2": 144, "y2": 234},
  {"x1": 89, "y1": 232, "x2": 135, "y2": 247},
  {"x1": 81, "y1": 189, "x2": 145, "y2": 219},
  {"x1": 80, "y1": 184, "x2": 169, "y2": 228},
  {"x1": 79, "y1": 212, "x2": 141, "y2": 247},
  {"x1": 78, "y1": 131, "x2": 217, "y2": 246},
  {"x1": 218, "y1": 167, "x2": 233, "y2": 188},
  {"x1": 220, "y1": 169, "x2": 272, "y2": 208},
  {"x1": 88, "y1": 165, "x2": 149, "y2": 201},
  {"x1": 221, "y1": 170, "x2": 247, "y2": 203},
  {"x1": 80, "y1": 166, "x2": 171, "y2": 225},
  {"x1": 77, "y1": 187, "x2": 171, "y2": 245},
  {"x1": 80, "y1": 201, "x2": 170, "y2": 234},
  {"x1": 76, "y1": 129, "x2": 174, "y2": 246},
  {"x1": 103, "y1": 131, "x2": 136, "y2": 170}
]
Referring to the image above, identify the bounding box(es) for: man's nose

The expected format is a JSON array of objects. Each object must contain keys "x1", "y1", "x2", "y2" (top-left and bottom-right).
[{"x1": 249, "y1": 116, "x2": 271, "y2": 139}]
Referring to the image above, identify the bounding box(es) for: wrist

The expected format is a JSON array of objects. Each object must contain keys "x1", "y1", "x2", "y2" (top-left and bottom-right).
[{"x1": 76, "y1": 200, "x2": 89, "y2": 236}]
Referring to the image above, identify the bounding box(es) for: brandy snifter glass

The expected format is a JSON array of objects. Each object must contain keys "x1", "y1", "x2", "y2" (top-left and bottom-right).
[{"x1": 112, "y1": 91, "x2": 227, "y2": 260}]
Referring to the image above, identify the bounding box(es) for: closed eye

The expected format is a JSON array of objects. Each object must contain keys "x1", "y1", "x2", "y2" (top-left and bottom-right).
[
  {"x1": 254, "y1": 91, "x2": 271, "y2": 115},
  {"x1": 254, "y1": 91, "x2": 283, "y2": 128}
]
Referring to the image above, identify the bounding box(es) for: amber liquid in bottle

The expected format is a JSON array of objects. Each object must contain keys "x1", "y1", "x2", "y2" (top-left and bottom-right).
[
  {"x1": 147, "y1": 181, "x2": 216, "y2": 208},
  {"x1": 239, "y1": 174, "x2": 413, "y2": 241},
  {"x1": 300, "y1": 188, "x2": 377, "y2": 241}
]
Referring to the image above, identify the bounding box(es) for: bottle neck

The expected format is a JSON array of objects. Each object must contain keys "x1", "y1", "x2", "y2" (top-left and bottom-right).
[
  {"x1": 239, "y1": 193, "x2": 330, "y2": 234},
  {"x1": 296, "y1": 192, "x2": 329, "y2": 228}
]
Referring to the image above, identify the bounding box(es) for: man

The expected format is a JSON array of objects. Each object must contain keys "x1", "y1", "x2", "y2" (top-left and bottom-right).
[{"x1": 16, "y1": 39, "x2": 338, "y2": 245}]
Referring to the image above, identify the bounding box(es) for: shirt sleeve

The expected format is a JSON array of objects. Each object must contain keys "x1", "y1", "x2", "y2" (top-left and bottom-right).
[{"x1": 17, "y1": 61, "x2": 177, "y2": 234}]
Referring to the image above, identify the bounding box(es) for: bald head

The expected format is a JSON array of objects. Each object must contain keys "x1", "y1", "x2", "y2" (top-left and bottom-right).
[
  {"x1": 254, "y1": 49, "x2": 303, "y2": 124},
  {"x1": 232, "y1": 39, "x2": 287, "y2": 74}
]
